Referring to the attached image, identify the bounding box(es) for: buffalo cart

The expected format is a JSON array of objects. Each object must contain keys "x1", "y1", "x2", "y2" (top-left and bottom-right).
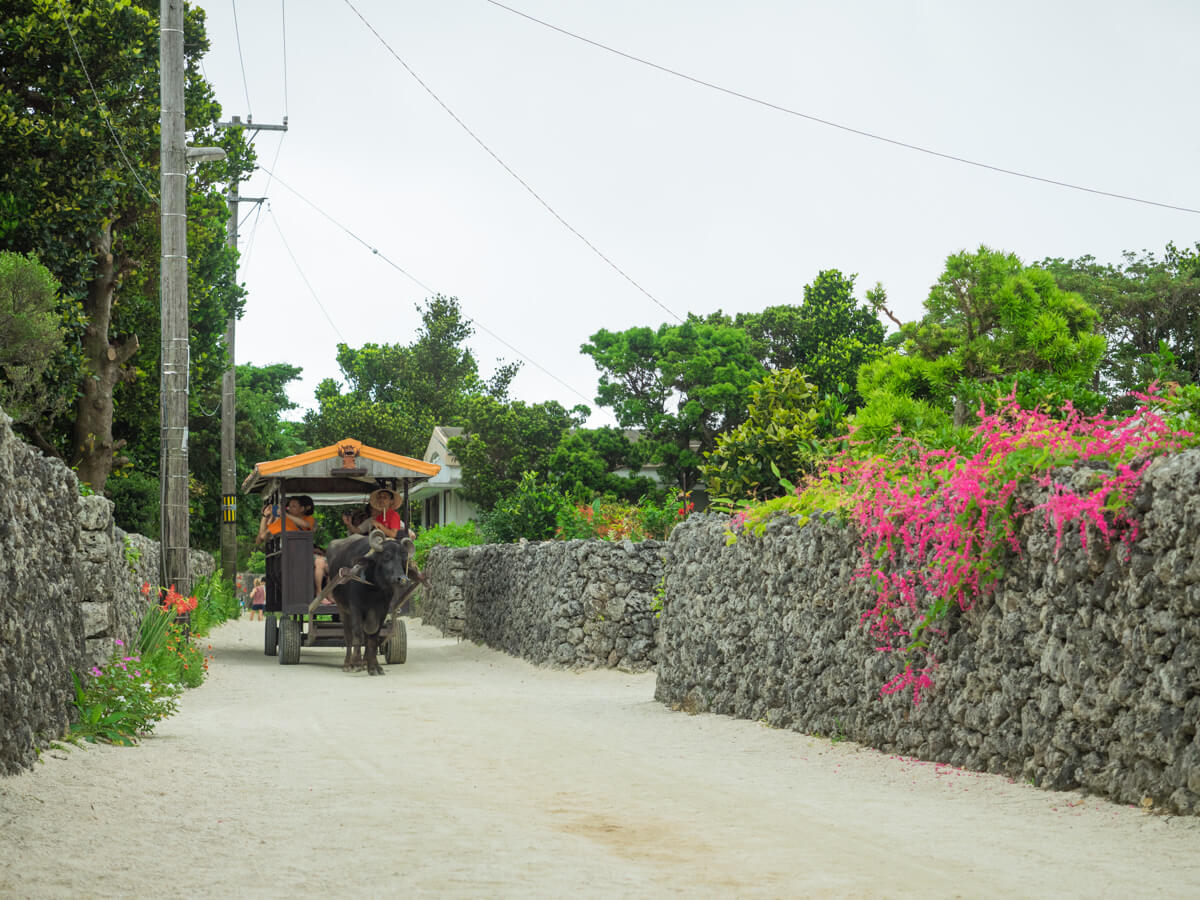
[{"x1": 241, "y1": 438, "x2": 440, "y2": 666}]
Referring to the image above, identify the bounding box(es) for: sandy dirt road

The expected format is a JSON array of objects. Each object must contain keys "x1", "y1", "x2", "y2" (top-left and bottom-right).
[{"x1": 1, "y1": 615, "x2": 1198, "y2": 899}]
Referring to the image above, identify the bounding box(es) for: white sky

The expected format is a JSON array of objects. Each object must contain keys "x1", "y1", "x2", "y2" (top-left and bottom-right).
[{"x1": 194, "y1": 0, "x2": 1199, "y2": 427}]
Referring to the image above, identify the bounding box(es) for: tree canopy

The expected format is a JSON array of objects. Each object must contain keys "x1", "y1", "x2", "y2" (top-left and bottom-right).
[
  {"x1": 734, "y1": 269, "x2": 886, "y2": 405},
  {"x1": 701, "y1": 368, "x2": 830, "y2": 501},
  {"x1": 0, "y1": 0, "x2": 252, "y2": 498},
  {"x1": 449, "y1": 397, "x2": 586, "y2": 511},
  {"x1": 302, "y1": 295, "x2": 517, "y2": 458},
  {"x1": 1040, "y1": 243, "x2": 1200, "y2": 406},
  {"x1": 852, "y1": 246, "x2": 1106, "y2": 447},
  {"x1": 0, "y1": 251, "x2": 67, "y2": 427},
  {"x1": 582, "y1": 316, "x2": 766, "y2": 491}
]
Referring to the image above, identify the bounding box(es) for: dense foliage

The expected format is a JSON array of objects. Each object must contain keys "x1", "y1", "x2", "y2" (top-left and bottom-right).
[
  {"x1": 702, "y1": 368, "x2": 847, "y2": 501},
  {"x1": 1040, "y1": 243, "x2": 1200, "y2": 407},
  {"x1": 449, "y1": 397, "x2": 586, "y2": 511},
  {"x1": 0, "y1": 0, "x2": 252, "y2": 494},
  {"x1": 729, "y1": 385, "x2": 1200, "y2": 703},
  {"x1": 303, "y1": 295, "x2": 516, "y2": 458},
  {"x1": 734, "y1": 269, "x2": 886, "y2": 406},
  {"x1": 0, "y1": 251, "x2": 67, "y2": 426},
  {"x1": 68, "y1": 573, "x2": 239, "y2": 746},
  {"x1": 851, "y1": 246, "x2": 1106, "y2": 450}
]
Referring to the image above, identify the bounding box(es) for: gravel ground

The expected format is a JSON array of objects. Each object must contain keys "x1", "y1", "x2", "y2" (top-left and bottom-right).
[{"x1": 2, "y1": 615, "x2": 1198, "y2": 899}]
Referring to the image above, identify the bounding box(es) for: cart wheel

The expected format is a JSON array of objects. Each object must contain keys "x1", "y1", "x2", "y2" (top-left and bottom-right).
[
  {"x1": 278, "y1": 616, "x2": 302, "y2": 665},
  {"x1": 385, "y1": 618, "x2": 407, "y2": 664},
  {"x1": 264, "y1": 615, "x2": 278, "y2": 657}
]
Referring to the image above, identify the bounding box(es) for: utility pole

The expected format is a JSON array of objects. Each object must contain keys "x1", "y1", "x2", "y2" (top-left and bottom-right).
[
  {"x1": 216, "y1": 115, "x2": 286, "y2": 585},
  {"x1": 159, "y1": 0, "x2": 226, "y2": 596},
  {"x1": 159, "y1": 0, "x2": 189, "y2": 595}
]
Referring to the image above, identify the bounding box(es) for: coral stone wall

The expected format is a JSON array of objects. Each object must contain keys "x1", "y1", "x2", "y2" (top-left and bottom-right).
[
  {"x1": 0, "y1": 410, "x2": 86, "y2": 775},
  {"x1": 421, "y1": 539, "x2": 663, "y2": 670},
  {"x1": 0, "y1": 410, "x2": 216, "y2": 775},
  {"x1": 655, "y1": 450, "x2": 1200, "y2": 814}
]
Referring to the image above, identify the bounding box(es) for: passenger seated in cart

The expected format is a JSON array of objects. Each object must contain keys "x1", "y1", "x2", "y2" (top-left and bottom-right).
[
  {"x1": 342, "y1": 488, "x2": 413, "y2": 540},
  {"x1": 255, "y1": 495, "x2": 315, "y2": 545},
  {"x1": 313, "y1": 544, "x2": 332, "y2": 604}
]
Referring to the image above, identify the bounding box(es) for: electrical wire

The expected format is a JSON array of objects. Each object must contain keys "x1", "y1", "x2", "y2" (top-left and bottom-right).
[
  {"x1": 231, "y1": 0, "x2": 253, "y2": 117},
  {"x1": 240, "y1": 198, "x2": 267, "y2": 268},
  {"x1": 54, "y1": 0, "x2": 156, "y2": 202},
  {"x1": 484, "y1": 0, "x2": 1200, "y2": 217},
  {"x1": 340, "y1": 0, "x2": 684, "y2": 323},
  {"x1": 255, "y1": 164, "x2": 608, "y2": 415},
  {"x1": 266, "y1": 206, "x2": 345, "y2": 340}
]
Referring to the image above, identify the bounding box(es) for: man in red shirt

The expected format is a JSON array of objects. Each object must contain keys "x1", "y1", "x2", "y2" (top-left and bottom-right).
[{"x1": 342, "y1": 488, "x2": 413, "y2": 539}]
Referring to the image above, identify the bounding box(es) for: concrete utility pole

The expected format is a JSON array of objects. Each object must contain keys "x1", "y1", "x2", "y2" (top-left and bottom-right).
[
  {"x1": 215, "y1": 115, "x2": 286, "y2": 585},
  {"x1": 159, "y1": 0, "x2": 226, "y2": 595},
  {"x1": 159, "y1": 0, "x2": 189, "y2": 594}
]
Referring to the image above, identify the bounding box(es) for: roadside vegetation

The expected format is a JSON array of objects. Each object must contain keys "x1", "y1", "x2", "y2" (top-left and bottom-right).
[{"x1": 67, "y1": 573, "x2": 242, "y2": 746}]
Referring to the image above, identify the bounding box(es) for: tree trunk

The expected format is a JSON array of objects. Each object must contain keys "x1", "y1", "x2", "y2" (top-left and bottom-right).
[{"x1": 71, "y1": 222, "x2": 139, "y2": 492}]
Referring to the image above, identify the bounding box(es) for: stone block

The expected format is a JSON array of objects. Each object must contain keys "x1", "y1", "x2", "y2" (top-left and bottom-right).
[{"x1": 80, "y1": 601, "x2": 110, "y2": 638}]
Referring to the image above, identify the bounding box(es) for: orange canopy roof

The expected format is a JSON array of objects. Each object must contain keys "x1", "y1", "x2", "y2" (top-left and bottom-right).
[{"x1": 241, "y1": 438, "x2": 440, "y2": 495}]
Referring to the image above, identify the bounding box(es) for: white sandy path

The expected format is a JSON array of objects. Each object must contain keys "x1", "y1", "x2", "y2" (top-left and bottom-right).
[{"x1": 1, "y1": 615, "x2": 1198, "y2": 899}]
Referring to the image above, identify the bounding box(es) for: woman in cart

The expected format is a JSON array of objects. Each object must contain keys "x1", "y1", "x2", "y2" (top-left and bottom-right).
[
  {"x1": 255, "y1": 494, "x2": 315, "y2": 545},
  {"x1": 342, "y1": 488, "x2": 413, "y2": 540}
]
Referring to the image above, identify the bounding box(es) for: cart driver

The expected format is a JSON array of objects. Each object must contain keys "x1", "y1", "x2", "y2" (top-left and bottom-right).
[{"x1": 342, "y1": 487, "x2": 409, "y2": 539}]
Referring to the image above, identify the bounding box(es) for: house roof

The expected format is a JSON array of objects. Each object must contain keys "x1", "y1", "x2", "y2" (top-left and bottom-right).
[
  {"x1": 241, "y1": 438, "x2": 440, "y2": 496},
  {"x1": 424, "y1": 425, "x2": 465, "y2": 466}
]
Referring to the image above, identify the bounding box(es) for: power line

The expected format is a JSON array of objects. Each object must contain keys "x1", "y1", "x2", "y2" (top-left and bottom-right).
[
  {"x1": 230, "y1": 0, "x2": 253, "y2": 116},
  {"x1": 266, "y1": 206, "x2": 345, "y2": 340},
  {"x1": 241, "y1": 199, "x2": 266, "y2": 268},
  {"x1": 54, "y1": 0, "x2": 156, "y2": 202},
  {"x1": 255, "y1": 164, "x2": 607, "y2": 414},
  {"x1": 340, "y1": 0, "x2": 685, "y2": 323},
  {"x1": 258, "y1": 164, "x2": 432, "y2": 293},
  {"x1": 485, "y1": 0, "x2": 1200, "y2": 218}
]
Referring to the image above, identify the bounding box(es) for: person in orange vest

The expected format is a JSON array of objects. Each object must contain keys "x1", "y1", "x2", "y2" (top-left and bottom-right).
[{"x1": 255, "y1": 495, "x2": 315, "y2": 545}]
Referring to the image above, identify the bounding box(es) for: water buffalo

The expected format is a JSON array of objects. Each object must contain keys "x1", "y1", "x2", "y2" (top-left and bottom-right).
[{"x1": 317, "y1": 531, "x2": 420, "y2": 675}]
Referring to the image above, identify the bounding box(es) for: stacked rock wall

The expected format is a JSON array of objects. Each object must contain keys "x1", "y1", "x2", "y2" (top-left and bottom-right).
[
  {"x1": 655, "y1": 450, "x2": 1200, "y2": 814},
  {"x1": 421, "y1": 539, "x2": 663, "y2": 670},
  {"x1": 0, "y1": 410, "x2": 216, "y2": 775},
  {"x1": 0, "y1": 410, "x2": 86, "y2": 775}
]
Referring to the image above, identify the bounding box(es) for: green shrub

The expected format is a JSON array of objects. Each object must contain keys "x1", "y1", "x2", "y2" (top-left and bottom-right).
[
  {"x1": 414, "y1": 521, "x2": 484, "y2": 567},
  {"x1": 480, "y1": 471, "x2": 565, "y2": 543},
  {"x1": 245, "y1": 549, "x2": 266, "y2": 574},
  {"x1": 107, "y1": 469, "x2": 160, "y2": 537},
  {"x1": 554, "y1": 493, "x2": 692, "y2": 541},
  {"x1": 69, "y1": 648, "x2": 182, "y2": 746},
  {"x1": 189, "y1": 570, "x2": 241, "y2": 636}
]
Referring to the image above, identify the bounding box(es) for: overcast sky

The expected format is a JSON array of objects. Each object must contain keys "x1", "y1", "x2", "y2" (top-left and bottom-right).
[{"x1": 194, "y1": 0, "x2": 1199, "y2": 428}]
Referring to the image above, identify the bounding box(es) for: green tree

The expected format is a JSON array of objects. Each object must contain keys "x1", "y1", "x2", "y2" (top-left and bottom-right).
[
  {"x1": 1040, "y1": 243, "x2": 1200, "y2": 406},
  {"x1": 546, "y1": 426, "x2": 659, "y2": 502},
  {"x1": 852, "y1": 246, "x2": 1106, "y2": 446},
  {"x1": 449, "y1": 397, "x2": 585, "y2": 511},
  {"x1": 582, "y1": 316, "x2": 766, "y2": 491},
  {"x1": 734, "y1": 269, "x2": 886, "y2": 406},
  {"x1": 0, "y1": 252, "x2": 67, "y2": 426},
  {"x1": 303, "y1": 295, "x2": 516, "y2": 456},
  {"x1": 478, "y1": 471, "x2": 565, "y2": 543},
  {"x1": 701, "y1": 369, "x2": 830, "y2": 501},
  {"x1": 0, "y1": 0, "x2": 252, "y2": 491}
]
